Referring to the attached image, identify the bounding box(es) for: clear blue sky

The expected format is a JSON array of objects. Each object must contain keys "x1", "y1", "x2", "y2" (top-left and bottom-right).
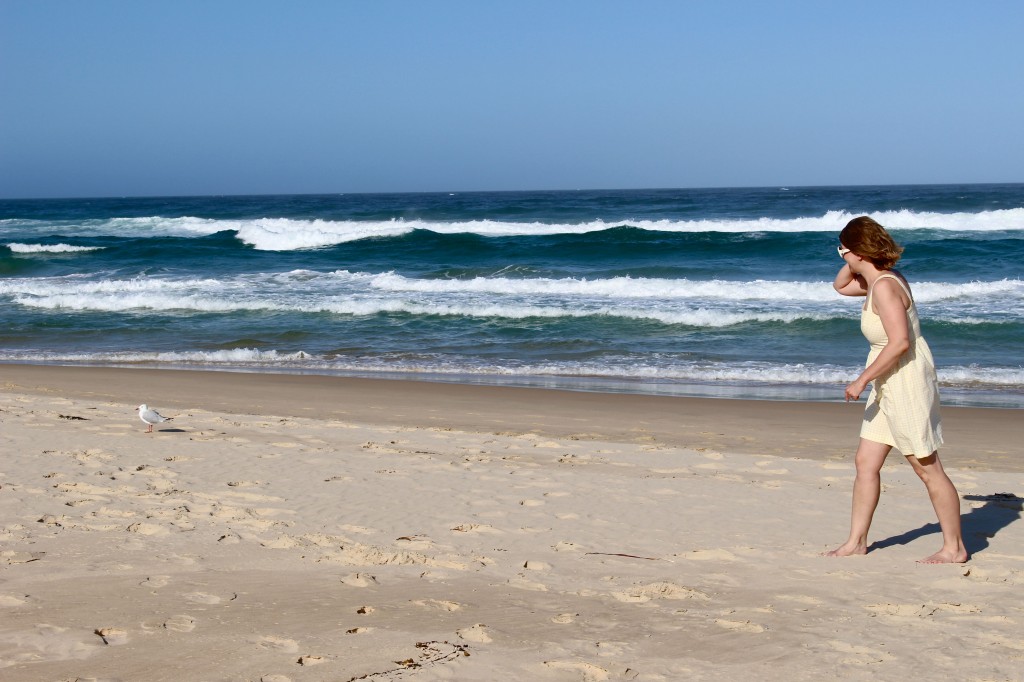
[{"x1": 2, "y1": 1, "x2": 1022, "y2": 198}]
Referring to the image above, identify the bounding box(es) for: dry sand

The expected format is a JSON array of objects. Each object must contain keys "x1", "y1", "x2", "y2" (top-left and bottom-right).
[{"x1": 1, "y1": 365, "x2": 1022, "y2": 681}]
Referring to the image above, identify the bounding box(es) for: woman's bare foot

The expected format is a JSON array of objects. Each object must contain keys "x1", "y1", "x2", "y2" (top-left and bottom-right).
[
  {"x1": 917, "y1": 547, "x2": 969, "y2": 564},
  {"x1": 822, "y1": 541, "x2": 867, "y2": 557}
]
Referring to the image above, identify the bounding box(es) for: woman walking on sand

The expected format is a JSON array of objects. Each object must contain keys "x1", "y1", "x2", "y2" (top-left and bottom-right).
[{"x1": 826, "y1": 216, "x2": 968, "y2": 563}]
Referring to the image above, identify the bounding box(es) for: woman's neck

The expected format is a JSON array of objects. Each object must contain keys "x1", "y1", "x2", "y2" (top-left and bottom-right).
[{"x1": 857, "y1": 263, "x2": 890, "y2": 287}]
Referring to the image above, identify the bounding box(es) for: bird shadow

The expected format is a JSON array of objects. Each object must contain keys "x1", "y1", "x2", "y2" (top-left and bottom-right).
[
  {"x1": 869, "y1": 493, "x2": 1023, "y2": 556},
  {"x1": 156, "y1": 427, "x2": 187, "y2": 433}
]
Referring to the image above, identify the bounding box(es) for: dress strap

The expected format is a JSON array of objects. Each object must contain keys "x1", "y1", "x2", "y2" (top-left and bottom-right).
[{"x1": 869, "y1": 273, "x2": 914, "y2": 305}]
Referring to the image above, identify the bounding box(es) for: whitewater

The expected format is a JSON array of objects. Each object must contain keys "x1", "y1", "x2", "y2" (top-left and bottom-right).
[
  {"x1": 4, "y1": 206, "x2": 1024, "y2": 251},
  {"x1": 2, "y1": 184, "x2": 1022, "y2": 406}
]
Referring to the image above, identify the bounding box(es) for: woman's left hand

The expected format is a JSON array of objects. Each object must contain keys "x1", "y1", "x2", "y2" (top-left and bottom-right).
[{"x1": 845, "y1": 378, "x2": 869, "y2": 402}]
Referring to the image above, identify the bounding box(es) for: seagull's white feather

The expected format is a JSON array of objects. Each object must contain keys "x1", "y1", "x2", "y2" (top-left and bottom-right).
[{"x1": 137, "y1": 404, "x2": 172, "y2": 430}]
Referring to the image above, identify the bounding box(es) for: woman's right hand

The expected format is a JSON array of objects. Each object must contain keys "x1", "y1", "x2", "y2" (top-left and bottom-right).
[
  {"x1": 845, "y1": 376, "x2": 869, "y2": 402},
  {"x1": 834, "y1": 265, "x2": 867, "y2": 297}
]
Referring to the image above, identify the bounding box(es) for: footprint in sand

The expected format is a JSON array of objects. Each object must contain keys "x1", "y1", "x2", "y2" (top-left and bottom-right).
[
  {"x1": 865, "y1": 602, "x2": 981, "y2": 618},
  {"x1": 94, "y1": 627, "x2": 129, "y2": 645},
  {"x1": 394, "y1": 535, "x2": 434, "y2": 550},
  {"x1": 456, "y1": 623, "x2": 492, "y2": 643},
  {"x1": 338, "y1": 524, "x2": 375, "y2": 535},
  {"x1": 339, "y1": 573, "x2": 378, "y2": 587},
  {"x1": 5, "y1": 623, "x2": 96, "y2": 663},
  {"x1": 679, "y1": 548, "x2": 737, "y2": 561},
  {"x1": 126, "y1": 522, "x2": 168, "y2": 536},
  {"x1": 611, "y1": 581, "x2": 709, "y2": 603},
  {"x1": 822, "y1": 462, "x2": 852, "y2": 470},
  {"x1": 985, "y1": 633, "x2": 1024, "y2": 652},
  {"x1": 223, "y1": 490, "x2": 283, "y2": 503},
  {"x1": 92, "y1": 507, "x2": 136, "y2": 518},
  {"x1": 139, "y1": 575, "x2": 170, "y2": 589},
  {"x1": 826, "y1": 639, "x2": 893, "y2": 664},
  {"x1": 506, "y1": 576, "x2": 548, "y2": 592},
  {"x1": 55, "y1": 481, "x2": 111, "y2": 496},
  {"x1": 412, "y1": 599, "x2": 462, "y2": 612},
  {"x1": 256, "y1": 635, "x2": 299, "y2": 653},
  {"x1": 543, "y1": 660, "x2": 609, "y2": 681},
  {"x1": 754, "y1": 461, "x2": 790, "y2": 475},
  {"x1": 1, "y1": 550, "x2": 45, "y2": 565},
  {"x1": 451, "y1": 523, "x2": 501, "y2": 534},
  {"x1": 184, "y1": 592, "x2": 222, "y2": 604},
  {"x1": 777, "y1": 594, "x2": 823, "y2": 608},
  {"x1": 714, "y1": 618, "x2": 766, "y2": 633},
  {"x1": 163, "y1": 615, "x2": 196, "y2": 632},
  {"x1": 260, "y1": 535, "x2": 299, "y2": 549},
  {"x1": 651, "y1": 488, "x2": 681, "y2": 496}
]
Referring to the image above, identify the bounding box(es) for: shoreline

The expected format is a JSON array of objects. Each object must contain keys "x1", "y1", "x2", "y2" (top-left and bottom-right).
[
  {"x1": 3, "y1": 360, "x2": 1021, "y2": 409},
  {"x1": 2, "y1": 363, "x2": 1018, "y2": 472}
]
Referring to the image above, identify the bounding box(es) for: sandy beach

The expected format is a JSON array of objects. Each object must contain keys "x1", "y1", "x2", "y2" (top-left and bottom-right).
[{"x1": 1, "y1": 365, "x2": 1022, "y2": 681}]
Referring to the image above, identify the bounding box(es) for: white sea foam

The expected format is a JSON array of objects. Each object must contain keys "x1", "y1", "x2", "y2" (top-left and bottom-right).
[
  {"x1": 6, "y1": 243, "x2": 104, "y2": 253},
  {"x1": 5, "y1": 270, "x2": 1020, "y2": 304},
  {"x1": 230, "y1": 208, "x2": 1024, "y2": 250},
  {"x1": 7, "y1": 291, "x2": 831, "y2": 326},
  {"x1": 0, "y1": 350, "x2": 1019, "y2": 390},
  {"x1": 4, "y1": 207, "x2": 1023, "y2": 250},
  {"x1": 235, "y1": 218, "x2": 411, "y2": 249},
  {"x1": 356, "y1": 271, "x2": 1024, "y2": 304},
  {"x1": 360, "y1": 272, "x2": 833, "y2": 300},
  {"x1": 0, "y1": 348, "x2": 312, "y2": 364},
  {"x1": 0, "y1": 276, "x2": 224, "y2": 295},
  {"x1": 3, "y1": 271, "x2": 1021, "y2": 324},
  {"x1": 99, "y1": 215, "x2": 228, "y2": 236}
]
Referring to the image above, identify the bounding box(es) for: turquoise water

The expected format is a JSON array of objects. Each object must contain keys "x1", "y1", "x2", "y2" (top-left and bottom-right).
[{"x1": 1, "y1": 184, "x2": 1022, "y2": 406}]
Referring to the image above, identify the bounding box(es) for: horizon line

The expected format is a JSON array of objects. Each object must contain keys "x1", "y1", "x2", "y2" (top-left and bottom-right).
[{"x1": 2, "y1": 180, "x2": 1023, "y2": 203}]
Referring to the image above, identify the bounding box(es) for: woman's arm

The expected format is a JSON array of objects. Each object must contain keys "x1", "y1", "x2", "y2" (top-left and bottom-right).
[
  {"x1": 834, "y1": 264, "x2": 868, "y2": 297},
  {"x1": 845, "y1": 278, "x2": 911, "y2": 401}
]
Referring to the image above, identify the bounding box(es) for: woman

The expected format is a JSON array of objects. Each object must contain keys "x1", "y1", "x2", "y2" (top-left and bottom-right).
[{"x1": 826, "y1": 216, "x2": 967, "y2": 563}]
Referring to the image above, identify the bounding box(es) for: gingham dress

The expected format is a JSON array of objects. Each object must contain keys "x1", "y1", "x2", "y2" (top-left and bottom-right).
[{"x1": 859, "y1": 273, "x2": 943, "y2": 458}]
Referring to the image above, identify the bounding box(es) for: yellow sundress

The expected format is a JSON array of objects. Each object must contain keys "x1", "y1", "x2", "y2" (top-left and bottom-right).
[{"x1": 859, "y1": 273, "x2": 943, "y2": 458}]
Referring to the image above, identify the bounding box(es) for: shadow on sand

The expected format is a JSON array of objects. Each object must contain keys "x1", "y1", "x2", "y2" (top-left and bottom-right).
[{"x1": 870, "y1": 493, "x2": 1023, "y2": 556}]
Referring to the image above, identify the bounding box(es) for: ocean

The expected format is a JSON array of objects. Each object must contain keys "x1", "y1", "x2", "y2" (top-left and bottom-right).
[{"x1": 1, "y1": 184, "x2": 1022, "y2": 407}]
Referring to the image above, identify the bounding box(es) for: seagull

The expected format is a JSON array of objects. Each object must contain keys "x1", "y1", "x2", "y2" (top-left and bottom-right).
[{"x1": 137, "y1": 404, "x2": 173, "y2": 433}]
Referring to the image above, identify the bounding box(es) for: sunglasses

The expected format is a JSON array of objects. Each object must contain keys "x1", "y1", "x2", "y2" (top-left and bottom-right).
[{"x1": 837, "y1": 245, "x2": 852, "y2": 258}]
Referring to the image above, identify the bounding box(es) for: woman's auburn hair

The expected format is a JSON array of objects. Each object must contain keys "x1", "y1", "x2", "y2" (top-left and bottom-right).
[{"x1": 839, "y1": 216, "x2": 904, "y2": 269}]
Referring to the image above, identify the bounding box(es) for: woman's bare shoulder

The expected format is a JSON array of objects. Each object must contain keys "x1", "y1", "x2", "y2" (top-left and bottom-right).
[{"x1": 873, "y1": 271, "x2": 912, "y2": 308}]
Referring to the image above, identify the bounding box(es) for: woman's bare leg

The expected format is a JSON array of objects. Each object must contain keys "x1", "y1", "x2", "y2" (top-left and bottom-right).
[
  {"x1": 905, "y1": 452, "x2": 968, "y2": 563},
  {"x1": 824, "y1": 438, "x2": 892, "y2": 556}
]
